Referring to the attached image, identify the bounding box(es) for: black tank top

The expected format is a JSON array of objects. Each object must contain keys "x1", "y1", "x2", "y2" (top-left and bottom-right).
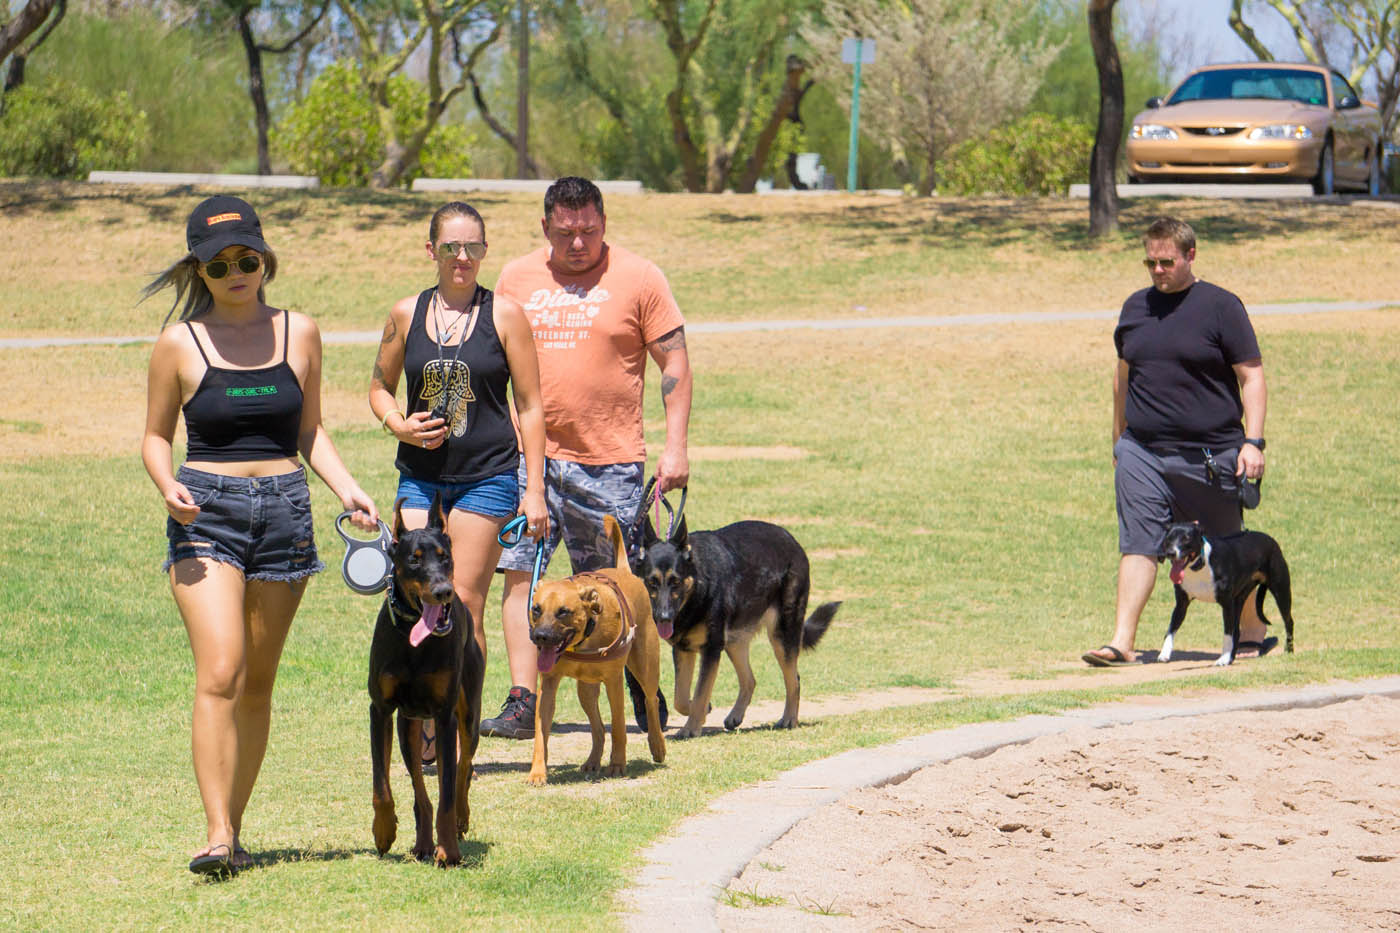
[
  {"x1": 395, "y1": 287, "x2": 518, "y2": 484},
  {"x1": 182, "y1": 311, "x2": 303, "y2": 461}
]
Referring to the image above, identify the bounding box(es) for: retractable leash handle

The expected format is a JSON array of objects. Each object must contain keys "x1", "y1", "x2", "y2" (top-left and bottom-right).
[
  {"x1": 497, "y1": 515, "x2": 545, "y2": 605},
  {"x1": 336, "y1": 511, "x2": 395, "y2": 595}
]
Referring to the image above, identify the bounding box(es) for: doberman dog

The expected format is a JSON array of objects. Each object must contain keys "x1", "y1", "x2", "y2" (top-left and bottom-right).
[
  {"x1": 526, "y1": 515, "x2": 666, "y2": 785},
  {"x1": 368, "y1": 495, "x2": 485, "y2": 866},
  {"x1": 634, "y1": 514, "x2": 840, "y2": 738},
  {"x1": 1158, "y1": 521, "x2": 1295, "y2": 666}
]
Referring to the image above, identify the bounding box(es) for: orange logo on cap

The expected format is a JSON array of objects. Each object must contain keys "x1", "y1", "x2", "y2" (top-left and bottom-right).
[{"x1": 206, "y1": 212, "x2": 242, "y2": 225}]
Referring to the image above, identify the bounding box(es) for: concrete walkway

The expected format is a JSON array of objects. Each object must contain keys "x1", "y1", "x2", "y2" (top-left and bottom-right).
[
  {"x1": 618, "y1": 675, "x2": 1400, "y2": 932},
  {"x1": 2, "y1": 299, "x2": 1395, "y2": 351}
]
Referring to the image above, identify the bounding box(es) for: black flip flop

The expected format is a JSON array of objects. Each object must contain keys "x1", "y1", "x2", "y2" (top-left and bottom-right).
[
  {"x1": 189, "y1": 843, "x2": 234, "y2": 877},
  {"x1": 1082, "y1": 645, "x2": 1140, "y2": 667}
]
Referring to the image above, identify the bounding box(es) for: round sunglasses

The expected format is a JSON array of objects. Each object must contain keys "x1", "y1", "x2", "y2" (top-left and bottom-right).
[{"x1": 204, "y1": 254, "x2": 263, "y2": 279}]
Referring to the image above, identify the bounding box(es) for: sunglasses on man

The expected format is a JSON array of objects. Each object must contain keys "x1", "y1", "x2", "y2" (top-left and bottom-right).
[
  {"x1": 1142, "y1": 257, "x2": 1178, "y2": 269},
  {"x1": 204, "y1": 254, "x2": 263, "y2": 279},
  {"x1": 436, "y1": 241, "x2": 487, "y2": 261}
]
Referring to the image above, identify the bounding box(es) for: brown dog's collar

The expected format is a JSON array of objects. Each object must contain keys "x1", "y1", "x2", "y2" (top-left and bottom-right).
[{"x1": 563, "y1": 572, "x2": 635, "y2": 663}]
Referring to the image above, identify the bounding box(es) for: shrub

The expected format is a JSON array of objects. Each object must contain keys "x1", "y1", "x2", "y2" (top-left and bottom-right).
[
  {"x1": 274, "y1": 61, "x2": 473, "y2": 187},
  {"x1": 0, "y1": 79, "x2": 149, "y2": 178},
  {"x1": 941, "y1": 113, "x2": 1093, "y2": 196}
]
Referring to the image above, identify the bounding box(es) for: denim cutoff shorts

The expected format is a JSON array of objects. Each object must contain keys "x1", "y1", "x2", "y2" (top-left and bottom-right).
[
  {"x1": 497, "y1": 456, "x2": 644, "y2": 575},
  {"x1": 164, "y1": 465, "x2": 324, "y2": 581},
  {"x1": 396, "y1": 468, "x2": 520, "y2": 519}
]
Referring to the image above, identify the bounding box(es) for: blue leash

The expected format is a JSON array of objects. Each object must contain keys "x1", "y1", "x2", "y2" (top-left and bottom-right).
[{"x1": 497, "y1": 515, "x2": 545, "y2": 606}]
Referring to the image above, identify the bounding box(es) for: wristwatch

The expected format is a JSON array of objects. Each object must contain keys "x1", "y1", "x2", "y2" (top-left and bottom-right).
[{"x1": 1244, "y1": 437, "x2": 1265, "y2": 451}]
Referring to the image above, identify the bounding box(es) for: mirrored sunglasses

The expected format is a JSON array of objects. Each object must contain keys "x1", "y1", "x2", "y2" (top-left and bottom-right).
[
  {"x1": 436, "y1": 241, "x2": 487, "y2": 261},
  {"x1": 1142, "y1": 257, "x2": 1177, "y2": 269},
  {"x1": 205, "y1": 254, "x2": 263, "y2": 279}
]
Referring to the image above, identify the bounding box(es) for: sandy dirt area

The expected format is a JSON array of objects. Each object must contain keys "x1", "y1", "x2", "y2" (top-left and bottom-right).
[{"x1": 715, "y1": 694, "x2": 1400, "y2": 931}]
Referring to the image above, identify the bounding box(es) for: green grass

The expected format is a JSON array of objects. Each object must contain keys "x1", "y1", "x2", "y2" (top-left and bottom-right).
[{"x1": 1, "y1": 184, "x2": 1398, "y2": 929}]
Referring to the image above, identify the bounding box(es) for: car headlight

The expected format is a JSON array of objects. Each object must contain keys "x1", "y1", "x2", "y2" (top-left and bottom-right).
[
  {"x1": 1246, "y1": 124, "x2": 1314, "y2": 140},
  {"x1": 1131, "y1": 124, "x2": 1177, "y2": 140}
]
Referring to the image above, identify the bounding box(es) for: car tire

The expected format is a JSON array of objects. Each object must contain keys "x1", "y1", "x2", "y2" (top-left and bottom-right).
[
  {"x1": 1367, "y1": 146, "x2": 1382, "y2": 196},
  {"x1": 1312, "y1": 139, "x2": 1335, "y2": 195}
]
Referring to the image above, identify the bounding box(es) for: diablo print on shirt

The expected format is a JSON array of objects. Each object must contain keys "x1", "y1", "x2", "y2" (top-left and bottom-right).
[{"x1": 523, "y1": 285, "x2": 611, "y2": 350}]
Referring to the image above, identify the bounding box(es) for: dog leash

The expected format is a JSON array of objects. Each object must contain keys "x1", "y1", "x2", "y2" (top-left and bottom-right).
[
  {"x1": 637, "y1": 475, "x2": 687, "y2": 538},
  {"x1": 498, "y1": 515, "x2": 546, "y2": 608}
]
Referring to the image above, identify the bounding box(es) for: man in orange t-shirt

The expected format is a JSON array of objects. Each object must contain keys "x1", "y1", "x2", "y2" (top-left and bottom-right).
[{"x1": 483, "y1": 176, "x2": 692, "y2": 739}]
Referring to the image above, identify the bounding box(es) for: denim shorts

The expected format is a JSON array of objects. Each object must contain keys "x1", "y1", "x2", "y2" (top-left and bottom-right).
[
  {"x1": 396, "y1": 469, "x2": 519, "y2": 519},
  {"x1": 497, "y1": 456, "x2": 644, "y2": 574},
  {"x1": 164, "y1": 465, "x2": 324, "y2": 581},
  {"x1": 1115, "y1": 433, "x2": 1243, "y2": 556}
]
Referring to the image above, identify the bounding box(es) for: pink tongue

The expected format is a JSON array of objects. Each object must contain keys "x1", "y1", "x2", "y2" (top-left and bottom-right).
[
  {"x1": 655, "y1": 620, "x2": 673, "y2": 640},
  {"x1": 537, "y1": 644, "x2": 562, "y2": 673},
  {"x1": 409, "y1": 602, "x2": 445, "y2": 647},
  {"x1": 1170, "y1": 559, "x2": 1186, "y2": 585}
]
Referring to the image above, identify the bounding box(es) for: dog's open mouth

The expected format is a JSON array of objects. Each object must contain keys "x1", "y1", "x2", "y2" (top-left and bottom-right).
[
  {"x1": 408, "y1": 601, "x2": 448, "y2": 647},
  {"x1": 1169, "y1": 556, "x2": 1194, "y2": 585},
  {"x1": 535, "y1": 634, "x2": 571, "y2": 673}
]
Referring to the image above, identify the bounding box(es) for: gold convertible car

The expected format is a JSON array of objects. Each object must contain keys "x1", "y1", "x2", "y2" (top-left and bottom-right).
[{"x1": 1126, "y1": 62, "x2": 1385, "y2": 194}]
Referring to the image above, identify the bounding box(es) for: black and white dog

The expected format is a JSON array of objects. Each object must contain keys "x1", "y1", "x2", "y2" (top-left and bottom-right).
[
  {"x1": 1158, "y1": 521, "x2": 1295, "y2": 666},
  {"x1": 633, "y1": 515, "x2": 840, "y2": 738}
]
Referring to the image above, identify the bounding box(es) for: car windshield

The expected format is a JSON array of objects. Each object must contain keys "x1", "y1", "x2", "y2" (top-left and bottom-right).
[{"x1": 1168, "y1": 68, "x2": 1326, "y2": 106}]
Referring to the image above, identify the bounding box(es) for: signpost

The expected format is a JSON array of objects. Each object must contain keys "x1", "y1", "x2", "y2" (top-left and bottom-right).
[{"x1": 841, "y1": 37, "x2": 875, "y2": 192}]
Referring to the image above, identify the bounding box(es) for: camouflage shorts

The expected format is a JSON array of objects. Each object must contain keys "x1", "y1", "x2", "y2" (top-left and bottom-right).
[{"x1": 496, "y1": 456, "x2": 645, "y2": 575}]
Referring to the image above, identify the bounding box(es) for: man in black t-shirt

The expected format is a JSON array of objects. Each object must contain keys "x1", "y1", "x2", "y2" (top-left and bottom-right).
[{"x1": 1084, "y1": 217, "x2": 1269, "y2": 666}]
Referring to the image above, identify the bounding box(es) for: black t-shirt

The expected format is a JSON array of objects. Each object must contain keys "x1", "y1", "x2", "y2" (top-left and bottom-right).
[
  {"x1": 396, "y1": 287, "x2": 519, "y2": 484},
  {"x1": 1114, "y1": 280, "x2": 1261, "y2": 449}
]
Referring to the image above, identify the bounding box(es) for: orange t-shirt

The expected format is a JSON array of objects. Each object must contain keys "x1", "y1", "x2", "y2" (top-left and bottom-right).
[{"x1": 494, "y1": 243, "x2": 685, "y2": 464}]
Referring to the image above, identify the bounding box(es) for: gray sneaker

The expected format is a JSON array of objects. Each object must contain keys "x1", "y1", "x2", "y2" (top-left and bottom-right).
[{"x1": 481, "y1": 686, "x2": 536, "y2": 739}]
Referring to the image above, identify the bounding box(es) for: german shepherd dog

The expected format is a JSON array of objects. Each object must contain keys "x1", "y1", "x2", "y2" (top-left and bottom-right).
[
  {"x1": 367, "y1": 495, "x2": 485, "y2": 866},
  {"x1": 634, "y1": 515, "x2": 840, "y2": 738}
]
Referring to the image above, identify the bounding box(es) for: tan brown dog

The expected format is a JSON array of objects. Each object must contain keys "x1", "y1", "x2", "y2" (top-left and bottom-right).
[{"x1": 526, "y1": 514, "x2": 666, "y2": 786}]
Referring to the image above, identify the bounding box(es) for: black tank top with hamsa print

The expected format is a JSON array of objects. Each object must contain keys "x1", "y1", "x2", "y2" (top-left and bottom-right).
[{"x1": 395, "y1": 286, "x2": 518, "y2": 484}]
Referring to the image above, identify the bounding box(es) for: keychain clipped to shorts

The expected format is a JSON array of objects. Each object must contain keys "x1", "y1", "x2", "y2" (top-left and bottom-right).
[{"x1": 336, "y1": 511, "x2": 395, "y2": 595}]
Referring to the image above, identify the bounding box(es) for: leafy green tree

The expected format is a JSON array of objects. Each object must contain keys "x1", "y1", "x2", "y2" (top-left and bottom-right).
[
  {"x1": 0, "y1": 77, "x2": 148, "y2": 176},
  {"x1": 273, "y1": 59, "x2": 474, "y2": 185},
  {"x1": 550, "y1": 0, "x2": 818, "y2": 192},
  {"x1": 804, "y1": 0, "x2": 1063, "y2": 195},
  {"x1": 336, "y1": 0, "x2": 504, "y2": 188},
  {"x1": 940, "y1": 113, "x2": 1093, "y2": 195},
  {"x1": 21, "y1": 8, "x2": 252, "y2": 171}
]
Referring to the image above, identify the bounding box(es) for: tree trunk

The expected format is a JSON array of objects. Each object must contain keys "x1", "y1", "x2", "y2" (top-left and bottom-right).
[
  {"x1": 1, "y1": 0, "x2": 64, "y2": 98},
  {"x1": 735, "y1": 55, "x2": 808, "y2": 193},
  {"x1": 0, "y1": 0, "x2": 58, "y2": 63},
  {"x1": 1087, "y1": 0, "x2": 1122, "y2": 237},
  {"x1": 516, "y1": 0, "x2": 530, "y2": 178},
  {"x1": 470, "y1": 70, "x2": 549, "y2": 178},
  {"x1": 237, "y1": 8, "x2": 272, "y2": 175}
]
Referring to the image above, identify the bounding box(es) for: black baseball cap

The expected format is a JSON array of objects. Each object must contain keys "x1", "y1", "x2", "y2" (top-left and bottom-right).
[{"x1": 186, "y1": 195, "x2": 267, "y2": 263}]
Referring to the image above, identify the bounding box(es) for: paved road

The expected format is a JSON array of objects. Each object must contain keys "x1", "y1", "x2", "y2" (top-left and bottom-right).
[{"x1": 1, "y1": 300, "x2": 1394, "y2": 350}]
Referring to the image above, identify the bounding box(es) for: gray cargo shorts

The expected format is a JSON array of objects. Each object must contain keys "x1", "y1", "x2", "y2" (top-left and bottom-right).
[
  {"x1": 496, "y1": 456, "x2": 645, "y2": 575},
  {"x1": 1115, "y1": 433, "x2": 1243, "y2": 556}
]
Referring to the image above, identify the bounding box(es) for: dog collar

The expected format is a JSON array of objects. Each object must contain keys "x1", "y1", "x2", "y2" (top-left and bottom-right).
[
  {"x1": 562, "y1": 572, "x2": 636, "y2": 663},
  {"x1": 1188, "y1": 555, "x2": 1206, "y2": 572}
]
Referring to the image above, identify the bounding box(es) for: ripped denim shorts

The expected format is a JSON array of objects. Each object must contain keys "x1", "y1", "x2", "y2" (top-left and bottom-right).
[{"x1": 164, "y1": 465, "x2": 325, "y2": 582}]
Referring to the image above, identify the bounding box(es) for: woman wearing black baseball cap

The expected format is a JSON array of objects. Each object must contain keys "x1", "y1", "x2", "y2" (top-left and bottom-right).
[{"x1": 141, "y1": 195, "x2": 380, "y2": 877}]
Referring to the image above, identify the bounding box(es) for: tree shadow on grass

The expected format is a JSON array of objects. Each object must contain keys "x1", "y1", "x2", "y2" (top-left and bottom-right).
[
  {"x1": 771, "y1": 196, "x2": 1394, "y2": 251},
  {"x1": 0, "y1": 181, "x2": 518, "y2": 234}
]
